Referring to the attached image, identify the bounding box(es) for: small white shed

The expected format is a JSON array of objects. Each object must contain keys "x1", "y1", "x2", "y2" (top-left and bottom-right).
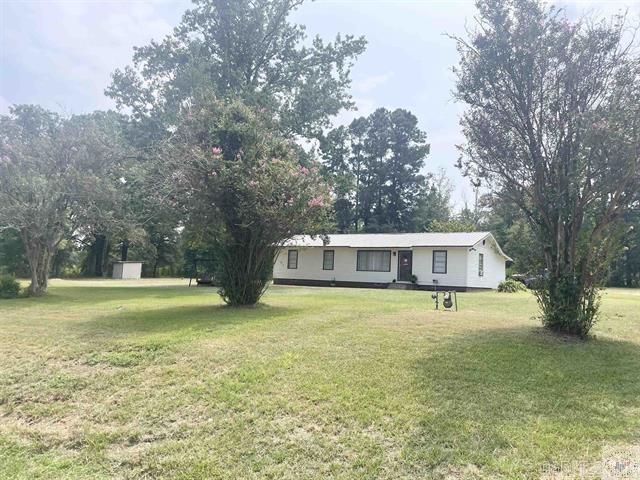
[
  {"x1": 112, "y1": 261, "x2": 143, "y2": 280},
  {"x1": 273, "y1": 232, "x2": 511, "y2": 291}
]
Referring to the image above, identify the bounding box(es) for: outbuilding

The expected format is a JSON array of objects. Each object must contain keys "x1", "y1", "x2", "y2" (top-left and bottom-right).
[
  {"x1": 112, "y1": 261, "x2": 143, "y2": 280},
  {"x1": 273, "y1": 232, "x2": 511, "y2": 291}
]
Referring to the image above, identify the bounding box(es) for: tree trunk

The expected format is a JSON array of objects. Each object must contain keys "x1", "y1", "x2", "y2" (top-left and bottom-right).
[
  {"x1": 94, "y1": 235, "x2": 109, "y2": 277},
  {"x1": 85, "y1": 235, "x2": 110, "y2": 277},
  {"x1": 121, "y1": 240, "x2": 129, "y2": 262},
  {"x1": 535, "y1": 228, "x2": 599, "y2": 338},
  {"x1": 25, "y1": 241, "x2": 52, "y2": 296},
  {"x1": 217, "y1": 238, "x2": 275, "y2": 306}
]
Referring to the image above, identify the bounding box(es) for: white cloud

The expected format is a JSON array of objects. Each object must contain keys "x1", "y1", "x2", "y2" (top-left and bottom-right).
[
  {"x1": 354, "y1": 72, "x2": 393, "y2": 94},
  {"x1": 559, "y1": 0, "x2": 640, "y2": 18},
  {"x1": 563, "y1": 0, "x2": 634, "y2": 6},
  {"x1": 0, "y1": 96, "x2": 10, "y2": 114},
  {"x1": 3, "y1": 0, "x2": 186, "y2": 113},
  {"x1": 333, "y1": 96, "x2": 378, "y2": 127}
]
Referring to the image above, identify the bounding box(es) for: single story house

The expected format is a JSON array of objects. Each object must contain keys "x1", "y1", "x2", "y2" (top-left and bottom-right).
[{"x1": 273, "y1": 232, "x2": 512, "y2": 291}]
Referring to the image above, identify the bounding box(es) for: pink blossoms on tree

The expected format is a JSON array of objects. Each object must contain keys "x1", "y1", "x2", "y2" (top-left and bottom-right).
[
  {"x1": 165, "y1": 96, "x2": 333, "y2": 306},
  {"x1": 308, "y1": 196, "x2": 325, "y2": 208}
]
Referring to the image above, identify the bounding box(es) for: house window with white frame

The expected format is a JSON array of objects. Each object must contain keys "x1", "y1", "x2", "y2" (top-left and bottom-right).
[
  {"x1": 356, "y1": 250, "x2": 391, "y2": 272},
  {"x1": 432, "y1": 250, "x2": 447, "y2": 274},
  {"x1": 287, "y1": 250, "x2": 298, "y2": 269},
  {"x1": 323, "y1": 250, "x2": 334, "y2": 270},
  {"x1": 478, "y1": 253, "x2": 484, "y2": 277}
]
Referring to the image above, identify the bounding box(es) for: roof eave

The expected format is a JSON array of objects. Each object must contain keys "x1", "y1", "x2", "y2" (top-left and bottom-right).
[{"x1": 475, "y1": 233, "x2": 513, "y2": 261}]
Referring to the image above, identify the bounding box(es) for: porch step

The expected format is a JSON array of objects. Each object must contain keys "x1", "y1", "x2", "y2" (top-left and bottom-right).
[{"x1": 387, "y1": 282, "x2": 416, "y2": 290}]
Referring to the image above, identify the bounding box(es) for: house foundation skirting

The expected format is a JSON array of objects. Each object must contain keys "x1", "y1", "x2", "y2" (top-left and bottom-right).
[{"x1": 272, "y1": 278, "x2": 484, "y2": 292}]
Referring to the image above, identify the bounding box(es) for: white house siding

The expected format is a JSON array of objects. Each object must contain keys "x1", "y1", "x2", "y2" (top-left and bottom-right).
[
  {"x1": 274, "y1": 247, "x2": 397, "y2": 284},
  {"x1": 274, "y1": 246, "x2": 473, "y2": 288},
  {"x1": 465, "y1": 237, "x2": 506, "y2": 289},
  {"x1": 411, "y1": 247, "x2": 469, "y2": 288},
  {"x1": 273, "y1": 233, "x2": 509, "y2": 290}
]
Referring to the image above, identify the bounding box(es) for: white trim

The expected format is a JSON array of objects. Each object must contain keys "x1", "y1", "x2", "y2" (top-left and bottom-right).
[{"x1": 472, "y1": 233, "x2": 513, "y2": 261}]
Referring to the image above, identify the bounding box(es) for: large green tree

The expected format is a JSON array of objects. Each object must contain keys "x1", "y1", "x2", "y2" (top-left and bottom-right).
[
  {"x1": 454, "y1": 0, "x2": 640, "y2": 336},
  {"x1": 321, "y1": 108, "x2": 434, "y2": 232},
  {"x1": 106, "y1": 0, "x2": 365, "y2": 285},
  {"x1": 106, "y1": 0, "x2": 366, "y2": 142},
  {"x1": 164, "y1": 96, "x2": 332, "y2": 305},
  {"x1": 0, "y1": 106, "x2": 127, "y2": 295}
]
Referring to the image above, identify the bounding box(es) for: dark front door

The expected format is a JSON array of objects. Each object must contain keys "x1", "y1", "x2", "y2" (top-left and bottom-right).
[{"x1": 398, "y1": 250, "x2": 413, "y2": 282}]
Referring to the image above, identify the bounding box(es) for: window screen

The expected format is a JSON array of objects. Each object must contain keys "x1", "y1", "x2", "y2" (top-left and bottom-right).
[
  {"x1": 432, "y1": 250, "x2": 447, "y2": 274},
  {"x1": 356, "y1": 250, "x2": 391, "y2": 272},
  {"x1": 323, "y1": 250, "x2": 334, "y2": 270},
  {"x1": 478, "y1": 253, "x2": 484, "y2": 277},
  {"x1": 287, "y1": 250, "x2": 298, "y2": 269}
]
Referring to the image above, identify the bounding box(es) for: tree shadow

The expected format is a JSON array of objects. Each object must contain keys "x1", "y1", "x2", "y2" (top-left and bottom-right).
[
  {"x1": 408, "y1": 326, "x2": 640, "y2": 475},
  {"x1": 74, "y1": 302, "x2": 299, "y2": 337}
]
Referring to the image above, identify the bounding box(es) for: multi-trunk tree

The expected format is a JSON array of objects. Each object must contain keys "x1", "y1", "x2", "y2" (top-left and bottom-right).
[
  {"x1": 0, "y1": 106, "x2": 127, "y2": 295},
  {"x1": 163, "y1": 96, "x2": 333, "y2": 306},
  {"x1": 454, "y1": 0, "x2": 640, "y2": 336}
]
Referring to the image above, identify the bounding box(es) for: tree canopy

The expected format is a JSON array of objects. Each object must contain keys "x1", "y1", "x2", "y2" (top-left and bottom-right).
[
  {"x1": 321, "y1": 107, "x2": 442, "y2": 233},
  {"x1": 106, "y1": 0, "x2": 367, "y2": 142}
]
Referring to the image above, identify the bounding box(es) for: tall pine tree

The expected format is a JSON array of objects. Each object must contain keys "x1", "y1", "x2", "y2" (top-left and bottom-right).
[{"x1": 322, "y1": 108, "x2": 434, "y2": 232}]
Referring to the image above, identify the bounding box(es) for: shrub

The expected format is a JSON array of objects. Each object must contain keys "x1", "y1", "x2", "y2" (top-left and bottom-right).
[
  {"x1": 536, "y1": 274, "x2": 600, "y2": 338},
  {"x1": 497, "y1": 279, "x2": 527, "y2": 293},
  {"x1": 0, "y1": 275, "x2": 21, "y2": 299}
]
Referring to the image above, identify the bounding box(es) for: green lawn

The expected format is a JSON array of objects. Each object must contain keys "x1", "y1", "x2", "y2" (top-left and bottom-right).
[{"x1": 1, "y1": 280, "x2": 639, "y2": 479}]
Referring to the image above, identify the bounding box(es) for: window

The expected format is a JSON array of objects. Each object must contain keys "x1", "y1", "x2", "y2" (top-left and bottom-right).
[
  {"x1": 432, "y1": 250, "x2": 447, "y2": 274},
  {"x1": 323, "y1": 250, "x2": 334, "y2": 270},
  {"x1": 287, "y1": 250, "x2": 298, "y2": 269},
  {"x1": 478, "y1": 253, "x2": 484, "y2": 277},
  {"x1": 356, "y1": 250, "x2": 391, "y2": 272}
]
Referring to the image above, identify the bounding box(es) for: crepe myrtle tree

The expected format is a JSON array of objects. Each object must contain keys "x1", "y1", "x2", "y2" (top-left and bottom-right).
[
  {"x1": 165, "y1": 96, "x2": 332, "y2": 306},
  {"x1": 453, "y1": 0, "x2": 640, "y2": 337},
  {"x1": 0, "y1": 105, "x2": 127, "y2": 296}
]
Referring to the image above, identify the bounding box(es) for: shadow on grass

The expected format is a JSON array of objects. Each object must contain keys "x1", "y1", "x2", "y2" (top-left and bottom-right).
[
  {"x1": 408, "y1": 326, "x2": 640, "y2": 474},
  {"x1": 76, "y1": 302, "x2": 300, "y2": 337},
  {"x1": 67, "y1": 303, "x2": 302, "y2": 369}
]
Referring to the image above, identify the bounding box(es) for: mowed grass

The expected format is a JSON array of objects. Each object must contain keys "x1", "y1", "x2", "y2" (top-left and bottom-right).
[{"x1": 1, "y1": 280, "x2": 639, "y2": 479}]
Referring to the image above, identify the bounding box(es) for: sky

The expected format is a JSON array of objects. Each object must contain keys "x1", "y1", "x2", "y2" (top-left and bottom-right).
[{"x1": 1, "y1": 0, "x2": 638, "y2": 207}]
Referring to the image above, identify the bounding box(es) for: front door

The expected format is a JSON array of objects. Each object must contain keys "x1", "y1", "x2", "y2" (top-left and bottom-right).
[{"x1": 398, "y1": 250, "x2": 413, "y2": 282}]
